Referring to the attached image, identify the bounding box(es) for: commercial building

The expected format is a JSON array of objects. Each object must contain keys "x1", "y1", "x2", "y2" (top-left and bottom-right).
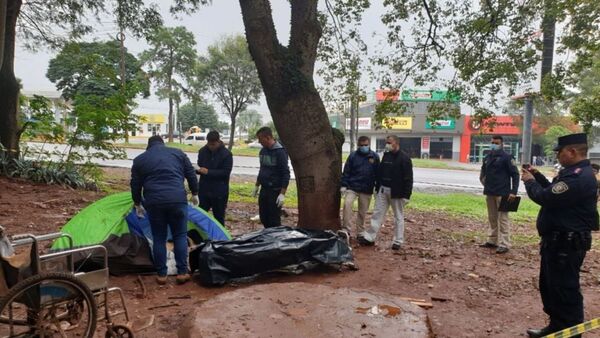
[{"x1": 334, "y1": 89, "x2": 465, "y2": 161}]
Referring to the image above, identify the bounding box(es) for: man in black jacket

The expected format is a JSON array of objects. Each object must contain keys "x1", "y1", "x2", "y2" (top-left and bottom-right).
[
  {"x1": 252, "y1": 127, "x2": 290, "y2": 228},
  {"x1": 196, "y1": 131, "x2": 233, "y2": 226},
  {"x1": 522, "y1": 133, "x2": 598, "y2": 338},
  {"x1": 479, "y1": 135, "x2": 519, "y2": 254},
  {"x1": 131, "y1": 136, "x2": 198, "y2": 285},
  {"x1": 358, "y1": 135, "x2": 413, "y2": 250}
]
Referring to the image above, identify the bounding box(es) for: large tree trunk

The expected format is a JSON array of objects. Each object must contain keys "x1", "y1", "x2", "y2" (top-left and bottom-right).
[
  {"x1": 0, "y1": 0, "x2": 21, "y2": 159},
  {"x1": 0, "y1": 0, "x2": 7, "y2": 67},
  {"x1": 240, "y1": 0, "x2": 342, "y2": 230}
]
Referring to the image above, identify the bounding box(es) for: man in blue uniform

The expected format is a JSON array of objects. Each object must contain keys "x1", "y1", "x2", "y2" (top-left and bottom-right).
[
  {"x1": 196, "y1": 131, "x2": 233, "y2": 226},
  {"x1": 340, "y1": 136, "x2": 379, "y2": 242},
  {"x1": 252, "y1": 127, "x2": 290, "y2": 228},
  {"x1": 522, "y1": 133, "x2": 598, "y2": 338},
  {"x1": 479, "y1": 135, "x2": 520, "y2": 254},
  {"x1": 131, "y1": 136, "x2": 199, "y2": 285}
]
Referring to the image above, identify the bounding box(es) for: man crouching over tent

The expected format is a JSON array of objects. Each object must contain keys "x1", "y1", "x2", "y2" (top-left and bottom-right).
[{"x1": 131, "y1": 135, "x2": 199, "y2": 285}]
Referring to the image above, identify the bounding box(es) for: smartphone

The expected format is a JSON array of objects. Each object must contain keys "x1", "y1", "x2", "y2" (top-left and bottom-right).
[{"x1": 522, "y1": 164, "x2": 531, "y2": 170}]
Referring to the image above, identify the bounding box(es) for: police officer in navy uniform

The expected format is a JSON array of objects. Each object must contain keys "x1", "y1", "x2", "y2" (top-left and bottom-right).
[{"x1": 521, "y1": 133, "x2": 598, "y2": 338}]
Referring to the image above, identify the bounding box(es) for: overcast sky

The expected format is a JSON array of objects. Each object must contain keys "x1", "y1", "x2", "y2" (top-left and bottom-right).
[{"x1": 14, "y1": 0, "x2": 394, "y2": 123}]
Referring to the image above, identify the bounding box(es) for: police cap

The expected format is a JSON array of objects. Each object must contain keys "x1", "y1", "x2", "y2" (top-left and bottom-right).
[{"x1": 553, "y1": 133, "x2": 587, "y2": 151}]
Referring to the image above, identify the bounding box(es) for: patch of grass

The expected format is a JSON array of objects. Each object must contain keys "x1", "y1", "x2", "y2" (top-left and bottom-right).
[
  {"x1": 229, "y1": 182, "x2": 299, "y2": 207},
  {"x1": 405, "y1": 192, "x2": 540, "y2": 224},
  {"x1": 117, "y1": 142, "x2": 262, "y2": 157},
  {"x1": 231, "y1": 146, "x2": 260, "y2": 157}
]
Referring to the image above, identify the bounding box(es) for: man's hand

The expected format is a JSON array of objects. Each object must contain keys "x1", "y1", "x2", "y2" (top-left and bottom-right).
[
  {"x1": 252, "y1": 185, "x2": 260, "y2": 198},
  {"x1": 507, "y1": 193, "x2": 517, "y2": 202},
  {"x1": 340, "y1": 187, "x2": 347, "y2": 195},
  {"x1": 401, "y1": 198, "x2": 410, "y2": 205},
  {"x1": 134, "y1": 204, "x2": 145, "y2": 218},
  {"x1": 198, "y1": 167, "x2": 208, "y2": 175},
  {"x1": 191, "y1": 195, "x2": 199, "y2": 206},
  {"x1": 276, "y1": 193, "x2": 285, "y2": 207},
  {"x1": 521, "y1": 169, "x2": 534, "y2": 182}
]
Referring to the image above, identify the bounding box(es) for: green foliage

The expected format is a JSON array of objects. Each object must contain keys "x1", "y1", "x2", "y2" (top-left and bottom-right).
[
  {"x1": 543, "y1": 125, "x2": 571, "y2": 156},
  {"x1": 0, "y1": 144, "x2": 98, "y2": 190},
  {"x1": 139, "y1": 26, "x2": 198, "y2": 102},
  {"x1": 178, "y1": 101, "x2": 220, "y2": 132},
  {"x1": 198, "y1": 34, "x2": 262, "y2": 148},
  {"x1": 47, "y1": 41, "x2": 150, "y2": 101},
  {"x1": 569, "y1": 52, "x2": 600, "y2": 133},
  {"x1": 19, "y1": 95, "x2": 65, "y2": 143}
]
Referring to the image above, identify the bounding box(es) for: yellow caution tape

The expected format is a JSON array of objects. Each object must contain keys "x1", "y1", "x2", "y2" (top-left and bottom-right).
[{"x1": 543, "y1": 317, "x2": 600, "y2": 338}]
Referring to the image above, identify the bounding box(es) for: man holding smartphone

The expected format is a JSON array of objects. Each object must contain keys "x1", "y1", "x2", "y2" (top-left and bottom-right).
[
  {"x1": 521, "y1": 133, "x2": 597, "y2": 337},
  {"x1": 478, "y1": 135, "x2": 520, "y2": 254}
]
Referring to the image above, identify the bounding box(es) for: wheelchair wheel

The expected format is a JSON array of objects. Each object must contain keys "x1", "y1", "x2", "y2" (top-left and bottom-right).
[
  {"x1": 0, "y1": 272, "x2": 97, "y2": 337},
  {"x1": 105, "y1": 324, "x2": 134, "y2": 338}
]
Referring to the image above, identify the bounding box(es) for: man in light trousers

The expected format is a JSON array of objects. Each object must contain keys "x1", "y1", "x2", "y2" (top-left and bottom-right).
[
  {"x1": 340, "y1": 136, "x2": 379, "y2": 242},
  {"x1": 358, "y1": 135, "x2": 413, "y2": 250},
  {"x1": 479, "y1": 135, "x2": 519, "y2": 254}
]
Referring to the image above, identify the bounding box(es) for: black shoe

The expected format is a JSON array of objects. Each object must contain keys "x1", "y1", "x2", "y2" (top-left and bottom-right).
[
  {"x1": 391, "y1": 243, "x2": 401, "y2": 250},
  {"x1": 479, "y1": 242, "x2": 497, "y2": 248},
  {"x1": 526, "y1": 326, "x2": 554, "y2": 338},
  {"x1": 495, "y1": 246, "x2": 509, "y2": 254},
  {"x1": 357, "y1": 236, "x2": 374, "y2": 246}
]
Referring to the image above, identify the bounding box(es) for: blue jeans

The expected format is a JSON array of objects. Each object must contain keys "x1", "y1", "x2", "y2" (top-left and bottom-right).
[{"x1": 146, "y1": 203, "x2": 189, "y2": 276}]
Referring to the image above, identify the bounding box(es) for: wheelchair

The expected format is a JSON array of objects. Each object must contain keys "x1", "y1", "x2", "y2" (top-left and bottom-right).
[{"x1": 0, "y1": 226, "x2": 133, "y2": 337}]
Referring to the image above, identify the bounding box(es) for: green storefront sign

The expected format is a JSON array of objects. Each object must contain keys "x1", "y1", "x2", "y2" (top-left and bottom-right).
[
  {"x1": 401, "y1": 89, "x2": 460, "y2": 103},
  {"x1": 425, "y1": 118, "x2": 456, "y2": 129}
]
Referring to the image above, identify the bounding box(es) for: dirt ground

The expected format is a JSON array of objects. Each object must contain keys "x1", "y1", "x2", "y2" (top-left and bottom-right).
[{"x1": 1, "y1": 169, "x2": 600, "y2": 338}]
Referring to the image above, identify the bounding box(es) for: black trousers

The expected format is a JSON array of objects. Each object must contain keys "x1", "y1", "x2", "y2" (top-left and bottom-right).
[
  {"x1": 539, "y1": 245, "x2": 586, "y2": 332},
  {"x1": 259, "y1": 187, "x2": 281, "y2": 228},
  {"x1": 198, "y1": 193, "x2": 228, "y2": 226}
]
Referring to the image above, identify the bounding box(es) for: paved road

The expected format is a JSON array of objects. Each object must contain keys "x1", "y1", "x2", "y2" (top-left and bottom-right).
[{"x1": 25, "y1": 143, "x2": 527, "y2": 193}]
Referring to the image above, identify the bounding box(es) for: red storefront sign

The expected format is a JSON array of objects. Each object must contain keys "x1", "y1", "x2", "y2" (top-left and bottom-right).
[
  {"x1": 375, "y1": 89, "x2": 400, "y2": 102},
  {"x1": 421, "y1": 136, "x2": 430, "y2": 151}
]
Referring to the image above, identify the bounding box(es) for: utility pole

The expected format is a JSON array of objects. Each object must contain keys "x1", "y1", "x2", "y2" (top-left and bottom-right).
[
  {"x1": 522, "y1": 95, "x2": 534, "y2": 164},
  {"x1": 349, "y1": 97, "x2": 356, "y2": 150}
]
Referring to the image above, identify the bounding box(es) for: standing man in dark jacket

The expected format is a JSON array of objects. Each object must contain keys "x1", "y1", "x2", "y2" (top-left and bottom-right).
[
  {"x1": 479, "y1": 135, "x2": 520, "y2": 254},
  {"x1": 130, "y1": 135, "x2": 199, "y2": 285},
  {"x1": 196, "y1": 131, "x2": 233, "y2": 226},
  {"x1": 522, "y1": 133, "x2": 598, "y2": 338},
  {"x1": 358, "y1": 135, "x2": 413, "y2": 250},
  {"x1": 252, "y1": 126, "x2": 290, "y2": 228},
  {"x1": 340, "y1": 136, "x2": 379, "y2": 241}
]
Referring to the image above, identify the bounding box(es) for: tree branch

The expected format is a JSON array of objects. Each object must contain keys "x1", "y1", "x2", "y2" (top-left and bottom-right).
[
  {"x1": 421, "y1": 0, "x2": 444, "y2": 58},
  {"x1": 239, "y1": 0, "x2": 281, "y2": 83},
  {"x1": 289, "y1": 0, "x2": 321, "y2": 77}
]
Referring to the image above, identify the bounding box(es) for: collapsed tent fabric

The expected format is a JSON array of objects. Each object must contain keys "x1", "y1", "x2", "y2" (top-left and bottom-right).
[
  {"x1": 52, "y1": 192, "x2": 231, "y2": 275},
  {"x1": 189, "y1": 226, "x2": 354, "y2": 286}
]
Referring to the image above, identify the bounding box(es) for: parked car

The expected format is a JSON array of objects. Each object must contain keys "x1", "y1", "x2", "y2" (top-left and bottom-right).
[
  {"x1": 247, "y1": 140, "x2": 262, "y2": 149},
  {"x1": 184, "y1": 133, "x2": 208, "y2": 146},
  {"x1": 161, "y1": 132, "x2": 182, "y2": 139}
]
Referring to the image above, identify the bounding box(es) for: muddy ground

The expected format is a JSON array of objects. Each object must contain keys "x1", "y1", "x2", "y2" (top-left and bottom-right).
[{"x1": 1, "y1": 169, "x2": 599, "y2": 338}]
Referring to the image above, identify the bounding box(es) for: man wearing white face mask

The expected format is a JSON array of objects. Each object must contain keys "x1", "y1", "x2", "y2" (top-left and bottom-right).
[
  {"x1": 358, "y1": 135, "x2": 413, "y2": 250},
  {"x1": 340, "y1": 136, "x2": 380, "y2": 242},
  {"x1": 478, "y1": 135, "x2": 520, "y2": 254}
]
